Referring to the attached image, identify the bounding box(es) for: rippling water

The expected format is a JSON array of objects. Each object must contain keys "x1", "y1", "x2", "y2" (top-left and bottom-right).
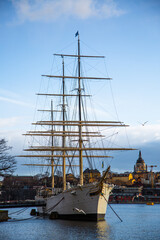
[{"x1": 0, "y1": 204, "x2": 160, "y2": 240}]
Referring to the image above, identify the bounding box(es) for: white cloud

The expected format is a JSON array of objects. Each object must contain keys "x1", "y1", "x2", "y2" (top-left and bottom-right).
[
  {"x1": 0, "y1": 117, "x2": 21, "y2": 128},
  {"x1": 111, "y1": 123, "x2": 160, "y2": 146},
  {"x1": 0, "y1": 117, "x2": 29, "y2": 154},
  {"x1": 0, "y1": 88, "x2": 19, "y2": 99},
  {"x1": 0, "y1": 116, "x2": 31, "y2": 135},
  {"x1": 0, "y1": 88, "x2": 32, "y2": 107},
  {"x1": 0, "y1": 96, "x2": 31, "y2": 107},
  {"x1": 11, "y1": 0, "x2": 126, "y2": 22}
]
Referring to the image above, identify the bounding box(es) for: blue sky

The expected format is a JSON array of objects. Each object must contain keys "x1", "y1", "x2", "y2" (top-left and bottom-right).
[{"x1": 0, "y1": 0, "x2": 160, "y2": 175}]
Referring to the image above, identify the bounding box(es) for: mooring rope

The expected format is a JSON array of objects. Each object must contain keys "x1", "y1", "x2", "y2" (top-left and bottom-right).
[
  {"x1": 8, "y1": 207, "x2": 28, "y2": 215},
  {"x1": 8, "y1": 210, "x2": 46, "y2": 222},
  {"x1": 8, "y1": 216, "x2": 37, "y2": 222},
  {"x1": 101, "y1": 193, "x2": 123, "y2": 222},
  {"x1": 45, "y1": 197, "x2": 64, "y2": 213}
]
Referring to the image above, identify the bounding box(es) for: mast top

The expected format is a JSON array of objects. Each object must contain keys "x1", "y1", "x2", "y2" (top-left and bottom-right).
[{"x1": 54, "y1": 31, "x2": 104, "y2": 59}]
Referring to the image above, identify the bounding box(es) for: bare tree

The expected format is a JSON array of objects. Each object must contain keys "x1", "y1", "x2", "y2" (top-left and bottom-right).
[{"x1": 0, "y1": 139, "x2": 16, "y2": 176}]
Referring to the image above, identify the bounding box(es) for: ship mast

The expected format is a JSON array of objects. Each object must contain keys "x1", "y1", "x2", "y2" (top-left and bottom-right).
[
  {"x1": 51, "y1": 100, "x2": 54, "y2": 189},
  {"x1": 62, "y1": 57, "x2": 66, "y2": 190},
  {"x1": 77, "y1": 33, "x2": 83, "y2": 186}
]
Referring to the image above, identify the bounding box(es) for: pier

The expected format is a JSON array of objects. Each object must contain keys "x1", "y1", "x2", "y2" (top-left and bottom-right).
[{"x1": 0, "y1": 200, "x2": 46, "y2": 209}]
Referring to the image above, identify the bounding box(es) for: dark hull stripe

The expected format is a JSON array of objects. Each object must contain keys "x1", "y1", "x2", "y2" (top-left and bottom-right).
[{"x1": 49, "y1": 212, "x2": 105, "y2": 221}]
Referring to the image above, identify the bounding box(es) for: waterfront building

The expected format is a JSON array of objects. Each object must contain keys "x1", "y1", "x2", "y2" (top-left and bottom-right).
[
  {"x1": 83, "y1": 168, "x2": 101, "y2": 183},
  {"x1": 107, "y1": 173, "x2": 133, "y2": 186}
]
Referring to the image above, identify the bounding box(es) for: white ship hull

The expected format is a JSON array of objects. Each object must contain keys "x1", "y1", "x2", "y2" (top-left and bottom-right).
[{"x1": 36, "y1": 182, "x2": 113, "y2": 221}]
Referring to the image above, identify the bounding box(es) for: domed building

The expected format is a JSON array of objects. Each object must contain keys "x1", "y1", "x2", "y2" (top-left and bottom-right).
[{"x1": 134, "y1": 151, "x2": 147, "y2": 173}]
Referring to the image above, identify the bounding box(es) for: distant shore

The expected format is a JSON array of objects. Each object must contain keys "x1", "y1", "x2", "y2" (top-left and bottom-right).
[{"x1": 109, "y1": 201, "x2": 160, "y2": 204}]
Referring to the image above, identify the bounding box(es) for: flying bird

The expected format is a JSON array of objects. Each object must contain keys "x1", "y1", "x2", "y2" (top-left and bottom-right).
[{"x1": 138, "y1": 121, "x2": 148, "y2": 126}]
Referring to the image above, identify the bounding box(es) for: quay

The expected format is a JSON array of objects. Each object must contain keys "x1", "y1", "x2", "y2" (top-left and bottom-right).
[
  {"x1": 0, "y1": 200, "x2": 46, "y2": 209},
  {"x1": 0, "y1": 210, "x2": 8, "y2": 222}
]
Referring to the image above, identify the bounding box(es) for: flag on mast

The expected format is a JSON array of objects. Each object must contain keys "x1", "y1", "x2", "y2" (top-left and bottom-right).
[
  {"x1": 75, "y1": 31, "x2": 79, "y2": 37},
  {"x1": 102, "y1": 161, "x2": 104, "y2": 168}
]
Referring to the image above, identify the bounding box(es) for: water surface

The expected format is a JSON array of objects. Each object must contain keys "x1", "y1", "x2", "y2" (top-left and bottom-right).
[{"x1": 0, "y1": 204, "x2": 160, "y2": 240}]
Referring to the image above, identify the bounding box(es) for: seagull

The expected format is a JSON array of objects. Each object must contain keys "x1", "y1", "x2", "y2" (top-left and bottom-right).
[{"x1": 138, "y1": 121, "x2": 148, "y2": 126}]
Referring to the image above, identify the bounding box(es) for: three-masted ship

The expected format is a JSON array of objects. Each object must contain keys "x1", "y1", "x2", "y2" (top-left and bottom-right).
[{"x1": 19, "y1": 32, "x2": 134, "y2": 221}]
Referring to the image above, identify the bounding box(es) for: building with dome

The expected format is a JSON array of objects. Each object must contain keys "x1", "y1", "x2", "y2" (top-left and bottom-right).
[
  {"x1": 133, "y1": 151, "x2": 150, "y2": 185},
  {"x1": 134, "y1": 151, "x2": 147, "y2": 173}
]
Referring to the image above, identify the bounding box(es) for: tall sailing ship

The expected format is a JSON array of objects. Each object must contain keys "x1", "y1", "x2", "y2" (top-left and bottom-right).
[{"x1": 19, "y1": 32, "x2": 134, "y2": 221}]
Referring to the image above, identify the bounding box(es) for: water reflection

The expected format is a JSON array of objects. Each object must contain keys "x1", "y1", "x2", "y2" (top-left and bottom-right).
[
  {"x1": 96, "y1": 220, "x2": 111, "y2": 240},
  {"x1": 53, "y1": 219, "x2": 111, "y2": 240}
]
